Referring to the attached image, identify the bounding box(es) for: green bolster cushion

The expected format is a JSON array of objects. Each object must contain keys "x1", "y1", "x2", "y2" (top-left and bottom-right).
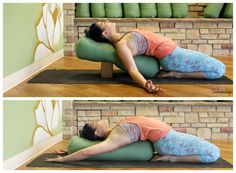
[
  {"x1": 171, "y1": 3, "x2": 189, "y2": 18},
  {"x1": 105, "y1": 3, "x2": 123, "y2": 18},
  {"x1": 91, "y1": 3, "x2": 105, "y2": 17},
  {"x1": 140, "y1": 3, "x2": 157, "y2": 18},
  {"x1": 67, "y1": 136, "x2": 154, "y2": 161},
  {"x1": 222, "y1": 3, "x2": 233, "y2": 18},
  {"x1": 75, "y1": 3, "x2": 90, "y2": 18},
  {"x1": 76, "y1": 37, "x2": 160, "y2": 78},
  {"x1": 156, "y1": 3, "x2": 172, "y2": 18},
  {"x1": 204, "y1": 3, "x2": 224, "y2": 18},
  {"x1": 123, "y1": 3, "x2": 140, "y2": 18}
]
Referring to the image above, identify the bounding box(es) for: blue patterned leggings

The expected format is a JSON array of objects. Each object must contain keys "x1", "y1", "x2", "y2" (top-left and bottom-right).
[
  {"x1": 159, "y1": 47, "x2": 225, "y2": 79},
  {"x1": 153, "y1": 130, "x2": 220, "y2": 163}
]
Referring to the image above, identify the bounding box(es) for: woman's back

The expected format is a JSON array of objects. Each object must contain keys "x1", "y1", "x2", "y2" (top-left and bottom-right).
[
  {"x1": 117, "y1": 28, "x2": 177, "y2": 59},
  {"x1": 131, "y1": 28, "x2": 177, "y2": 59},
  {"x1": 119, "y1": 116, "x2": 172, "y2": 142}
]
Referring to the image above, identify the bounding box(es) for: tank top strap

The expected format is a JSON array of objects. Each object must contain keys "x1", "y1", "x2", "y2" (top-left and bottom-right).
[{"x1": 118, "y1": 31, "x2": 132, "y2": 41}]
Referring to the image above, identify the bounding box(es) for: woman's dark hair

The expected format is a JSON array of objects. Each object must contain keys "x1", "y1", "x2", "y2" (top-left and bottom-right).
[
  {"x1": 79, "y1": 123, "x2": 104, "y2": 141},
  {"x1": 84, "y1": 23, "x2": 110, "y2": 43}
]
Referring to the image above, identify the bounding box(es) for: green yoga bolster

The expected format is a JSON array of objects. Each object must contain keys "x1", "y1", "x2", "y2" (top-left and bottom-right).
[
  {"x1": 67, "y1": 136, "x2": 154, "y2": 161},
  {"x1": 171, "y1": 3, "x2": 189, "y2": 18},
  {"x1": 156, "y1": 3, "x2": 172, "y2": 18},
  {"x1": 140, "y1": 3, "x2": 157, "y2": 18},
  {"x1": 105, "y1": 3, "x2": 123, "y2": 18},
  {"x1": 91, "y1": 3, "x2": 105, "y2": 17},
  {"x1": 76, "y1": 37, "x2": 160, "y2": 78},
  {"x1": 222, "y1": 3, "x2": 233, "y2": 18},
  {"x1": 204, "y1": 3, "x2": 224, "y2": 18},
  {"x1": 75, "y1": 3, "x2": 90, "y2": 18},
  {"x1": 123, "y1": 3, "x2": 140, "y2": 18}
]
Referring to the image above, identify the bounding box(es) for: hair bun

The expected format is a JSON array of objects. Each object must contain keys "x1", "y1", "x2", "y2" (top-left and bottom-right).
[{"x1": 84, "y1": 29, "x2": 89, "y2": 37}]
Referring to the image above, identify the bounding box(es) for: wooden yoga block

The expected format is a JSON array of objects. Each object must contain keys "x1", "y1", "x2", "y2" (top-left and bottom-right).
[{"x1": 101, "y1": 62, "x2": 113, "y2": 78}]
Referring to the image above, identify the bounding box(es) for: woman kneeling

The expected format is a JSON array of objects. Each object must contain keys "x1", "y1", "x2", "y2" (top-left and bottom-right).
[{"x1": 46, "y1": 116, "x2": 220, "y2": 163}]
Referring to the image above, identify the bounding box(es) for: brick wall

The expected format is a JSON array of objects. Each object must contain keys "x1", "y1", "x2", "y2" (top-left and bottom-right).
[
  {"x1": 64, "y1": 3, "x2": 233, "y2": 57},
  {"x1": 62, "y1": 101, "x2": 233, "y2": 140},
  {"x1": 62, "y1": 100, "x2": 77, "y2": 140},
  {"x1": 64, "y1": 3, "x2": 76, "y2": 56},
  {"x1": 188, "y1": 3, "x2": 207, "y2": 18}
]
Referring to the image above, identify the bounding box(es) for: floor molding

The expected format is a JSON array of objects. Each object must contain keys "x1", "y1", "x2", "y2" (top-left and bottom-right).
[
  {"x1": 3, "y1": 49, "x2": 64, "y2": 92},
  {"x1": 3, "y1": 133, "x2": 62, "y2": 170}
]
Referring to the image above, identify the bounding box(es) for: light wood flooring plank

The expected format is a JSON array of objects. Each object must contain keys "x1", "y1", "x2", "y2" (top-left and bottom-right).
[{"x1": 4, "y1": 56, "x2": 233, "y2": 97}]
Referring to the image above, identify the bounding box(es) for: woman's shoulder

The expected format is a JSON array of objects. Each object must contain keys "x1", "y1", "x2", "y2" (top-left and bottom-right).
[
  {"x1": 115, "y1": 39, "x2": 128, "y2": 48},
  {"x1": 120, "y1": 32, "x2": 134, "y2": 41},
  {"x1": 115, "y1": 33, "x2": 133, "y2": 47},
  {"x1": 108, "y1": 125, "x2": 128, "y2": 139},
  {"x1": 106, "y1": 125, "x2": 131, "y2": 144}
]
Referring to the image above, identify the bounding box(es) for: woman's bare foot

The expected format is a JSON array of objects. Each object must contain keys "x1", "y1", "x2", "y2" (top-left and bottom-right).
[
  {"x1": 157, "y1": 71, "x2": 206, "y2": 79},
  {"x1": 151, "y1": 155, "x2": 201, "y2": 163},
  {"x1": 157, "y1": 71, "x2": 180, "y2": 78},
  {"x1": 151, "y1": 155, "x2": 173, "y2": 162}
]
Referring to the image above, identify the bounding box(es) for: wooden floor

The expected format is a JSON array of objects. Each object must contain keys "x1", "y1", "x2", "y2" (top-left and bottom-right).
[
  {"x1": 17, "y1": 139, "x2": 233, "y2": 170},
  {"x1": 4, "y1": 56, "x2": 233, "y2": 97}
]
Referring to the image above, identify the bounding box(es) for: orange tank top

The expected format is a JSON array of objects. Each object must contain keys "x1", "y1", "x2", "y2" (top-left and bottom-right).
[
  {"x1": 119, "y1": 116, "x2": 172, "y2": 142},
  {"x1": 131, "y1": 28, "x2": 177, "y2": 59}
]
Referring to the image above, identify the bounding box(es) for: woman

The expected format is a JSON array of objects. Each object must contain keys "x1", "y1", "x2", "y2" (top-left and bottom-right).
[
  {"x1": 84, "y1": 21, "x2": 225, "y2": 93},
  {"x1": 46, "y1": 116, "x2": 220, "y2": 163}
]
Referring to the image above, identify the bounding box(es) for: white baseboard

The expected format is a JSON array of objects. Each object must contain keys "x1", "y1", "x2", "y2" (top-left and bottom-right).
[
  {"x1": 3, "y1": 49, "x2": 64, "y2": 92},
  {"x1": 3, "y1": 133, "x2": 62, "y2": 170}
]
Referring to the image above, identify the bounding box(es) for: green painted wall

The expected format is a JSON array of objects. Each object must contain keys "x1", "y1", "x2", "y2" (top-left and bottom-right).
[
  {"x1": 3, "y1": 3, "x2": 63, "y2": 77},
  {"x1": 3, "y1": 100, "x2": 62, "y2": 160},
  {"x1": 3, "y1": 4, "x2": 41, "y2": 77}
]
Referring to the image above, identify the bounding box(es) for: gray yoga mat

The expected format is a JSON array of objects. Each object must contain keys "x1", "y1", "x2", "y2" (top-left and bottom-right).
[
  {"x1": 28, "y1": 69, "x2": 233, "y2": 84},
  {"x1": 26, "y1": 153, "x2": 233, "y2": 168}
]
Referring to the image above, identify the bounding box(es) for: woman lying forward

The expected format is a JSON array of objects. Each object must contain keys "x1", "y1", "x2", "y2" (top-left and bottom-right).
[{"x1": 46, "y1": 116, "x2": 220, "y2": 163}]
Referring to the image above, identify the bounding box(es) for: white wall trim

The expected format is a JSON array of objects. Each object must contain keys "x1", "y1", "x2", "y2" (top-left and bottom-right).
[
  {"x1": 3, "y1": 49, "x2": 64, "y2": 92},
  {"x1": 3, "y1": 133, "x2": 62, "y2": 170}
]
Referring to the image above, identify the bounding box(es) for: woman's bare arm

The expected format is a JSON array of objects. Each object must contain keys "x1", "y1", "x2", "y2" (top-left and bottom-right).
[
  {"x1": 115, "y1": 41, "x2": 163, "y2": 93},
  {"x1": 115, "y1": 41, "x2": 147, "y2": 88},
  {"x1": 46, "y1": 126, "x2": 131, "y2": 162}
]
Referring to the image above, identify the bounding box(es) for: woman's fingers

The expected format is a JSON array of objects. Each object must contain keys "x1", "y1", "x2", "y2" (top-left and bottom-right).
[
  {"x1": 45, "y1": 155, "x2": 63, "y2": 162},
  {"x1": 45, "y1": 158, "x2": 57, "y2": 162},
  {"x1": 55, "y1": 150, "x2": 67, "y2": 154},
  {"x1": 45, "y1": 158, "x2": 54, "y2": 162},
  {"x1": 150, "y1": 84, "x2": 165, "y2": 94},
  {"x1": 145, "y1": 80, "x2": 165, "y2": 93},
  {"x1": 155, "y1": 86, "x2": 166, "y2": 93},
  {"x1": 146, "y1": 83, "x2": 151, "y2": 92},
  {"x1": 145, "y1": 80, "x2": 153, "y2": 92}
]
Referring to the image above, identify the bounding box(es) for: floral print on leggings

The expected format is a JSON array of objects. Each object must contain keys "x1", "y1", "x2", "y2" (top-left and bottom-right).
[
  {"x1": 159, "y1": 47, "x2": 225, "y2": 79},
  {"x1": 153, "y1": 130, "x2": 220, "y2": 163}
]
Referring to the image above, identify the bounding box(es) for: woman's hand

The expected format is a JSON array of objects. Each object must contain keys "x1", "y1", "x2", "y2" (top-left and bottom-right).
[
  {"x1": 45, "y1": 155, "x2": 64, "y2": 163},
  {"x1": 145, "y1": 80, "x2": 165, "y2": 93},
  {"x1": 55, "y1": 149, "x2": 68, "y2": 155}
]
